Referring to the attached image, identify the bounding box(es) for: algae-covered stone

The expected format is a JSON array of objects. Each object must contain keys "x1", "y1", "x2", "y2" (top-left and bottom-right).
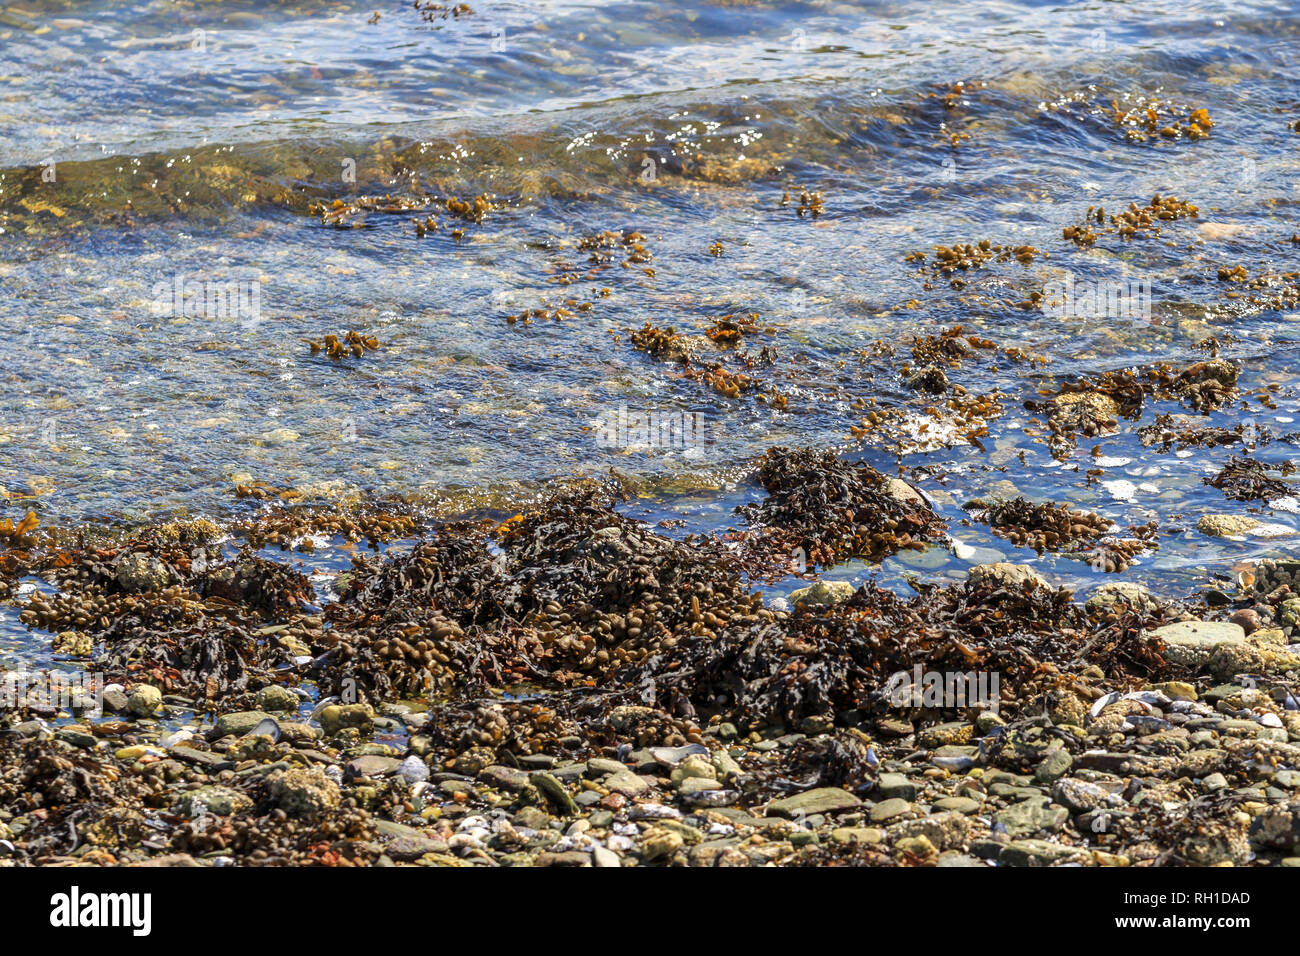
[
  {"x1": 1197, "y1": 514, "x2": 1260, "y2": 538},
  {"x1": 917, "y1": 721, "x2": 973, "y2": 748},
  {"x1": 317, "y1": 703, "x2": 373, "y2": 736},
  {"x1": 255, "y1": 684, "x2": 300, "y2": 713},
  {"x1": 530, "y1": 771, "x2": 578, "y2": 815},
  {"x1": 115, "y1": 552, "x2": 170, "y2": 593},
  {"x1": 52, "y1": 631, "x2": 93, "y2": 656},
  {"x1": 967, "y1": 562, "x2": 1047, "y2": 591},
  {"x1": 1001, "y1": 839, "x2": 1090, "y2": 866},
  {"x1": 1085, "y1": 582, "x2": 1158, "y2": 614},
  {"x1": 994, "y1": 798, "x2": 1068, "y2": 837},
  {"x1": 173, "y1": 785, "x2": 251, "y2": 818},
  {"x1": 789, "y1": 580, "x2": 856, "y2": 606},
  {"x1": 887, "y1": 811, "x2": 969, "y2": 850},
  {"x1": 1149, "y1": 620, "x2": 1245, "y2": 667},
  {"x1": 895, "y1": 835, "x2": 936, "y2": 856},
  {"x1": 765, "y1": 787, "x2": 862, "y2": 818},
  {"x1": 214, "y1": 710, "x2": 274, "y2": 738},
  {"x1": 269, "y1": 766, "x2": 341, "y2": 817},
  {"x1": 1207, "y1": 640, "x2": 1300, "y2": 681},
  {"x1": 126, "y1": 684, "x2": 162, "y2": 718}
]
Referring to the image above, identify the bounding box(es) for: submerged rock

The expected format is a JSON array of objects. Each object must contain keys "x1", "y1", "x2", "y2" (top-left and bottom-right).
[{"x1": 789, "y1": 580, "x2": 856, "y2": 607}]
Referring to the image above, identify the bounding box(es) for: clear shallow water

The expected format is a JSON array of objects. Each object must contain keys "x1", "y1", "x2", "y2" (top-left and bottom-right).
[{"x1": 1, "y1": 0, "x2": 1299, "y2": 624}]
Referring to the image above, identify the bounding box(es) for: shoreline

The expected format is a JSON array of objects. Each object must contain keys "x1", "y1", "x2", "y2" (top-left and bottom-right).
[{"x1": 0, "y1": 447, "x2": 1296, "y2": 867}]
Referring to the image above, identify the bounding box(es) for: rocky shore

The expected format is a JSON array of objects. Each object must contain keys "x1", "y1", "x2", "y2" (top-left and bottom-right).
[{"x1": 1, "y1": 450, "x2": 1299, "y2": 867}]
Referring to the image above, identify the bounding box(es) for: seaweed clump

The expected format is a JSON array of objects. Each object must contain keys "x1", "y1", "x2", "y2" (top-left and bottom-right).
[
  {"x1": 1173, "y1": 359, "x2": 1237, "y2": 412},
  {"x1": 307, "y1": 331, "x2": 381, "y2": 360},
  {"x1": 737, "y1": 447, "x2": 947, "y2": 568},
  {"x1": 971, "y1": 497, "x2": 1158, "y2": 572},
  {"x1": 1064, "y1": 194, "x2": 1199, "y2": 246},
  {"x1": 1204, "y1": 456, "x2": 1292, "y2": 502}
]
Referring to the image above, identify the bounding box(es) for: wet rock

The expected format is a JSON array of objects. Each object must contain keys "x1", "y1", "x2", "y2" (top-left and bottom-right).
[
  {"x1": 317, "y1": 703, "x2": 374, "y2": 736},
  {"x1": 115, "y1": 552, "x2": 170, "y2": 593},
  {"x1": 649, "y1": 743, "x2": 708, "y2": 767},
  {"x1": 479, "y1": 765, "x2": 531, "y2": 792},
  {"x1": 994, "y1": 797, "x2": 1068, "y2": 838},
  {"x1": 1229, "y1": 608, "x2": 1261, "y2": 635},
  {"x1": 876, "y1": 772, "x2": 917, "y2": 801},
  {"x1": 1149, "y1": 620, "x2": 1245, "y2": 667},
  {"x1": 1000, "y1": 839, "x2": 1090, "y2": 867},
  {"x1": 934, "y1": 795, "x2": 982, "y2": 815},
  {"x1": 346, "y1": 755, "x2": 401, "y2": 778},
  {"x1": 586, "y1": 757, "x2": 626, "y2": 777},
  {"x1": 1147, "y1": 681, "x2": 1197, "y2": 701},
  {"x1": 1250, "y1": 803, "x2": 1300, "y2": 850},
  {"x1": 536, "y1": 850, "x2": 592, "y2": 867},
  {"x1": 1197, "y1": 514, "x2": 1260, "y2": 538},
  {"x1": 134, "y1": 854, "x2": 201, "y2": 867},
  {"x1": 269, "y1": 766, "x2": 341, "y2": 817},
  {"x1": 255, "y1": 684, "x2": 300, "y2": 712},
  {"x1": 531, "y1": 771, "x2": 578, "y2": 815},
  {"x1": 831, "y1": 826, "x2": 884, "y2": 845},
  {"x1": 967, "y1": 562, "x2": 1047, "y2": 591},
  {"x1": 670, "y1": 754, "x2": 716, "y2": 783},
  {"x1": 641, "y1": 827, "x2": 685, "y2": 862},
  {"x1": 1085, "y1": 582, "x2": 1159, "y2": 615},
  {"x1": 54, "y1": 726, "x2": 96, "y2": 748},
  {"x1": 126, "y1": 684, "x2": 162, "y2": 718},
  {"x1": 101, "y1": 687, "x2": 130, "y2": 714},
  {"x1": 766, "y1": 787, "x2": 863, "y2": 818},
  {"x1": 887, "y1": 811, "x2": 969, "y2": 850},
  {"x1": 605, "y1": 770, "x2": 651, "y2": 796},
  {"x1": 870, "y1": 798, "x2": 913, "y2": 823},
  {"x1": 1182, "y1": 820, "x2": 1251, "y2": 866},
  {"x1": 374, "y1": 819, "x2": 449, "y2": 860},
  {"x1": 213, "y1": 711, "x2": 274, "y2": 738},
  {"x1": 1052, "y1": 777, "x2": 1110, "y2": 813},
  {"x1": 173, "y1": 785, "x2": 251, "y2": 818},
  {"x1": 789, "y1": 580, "x2": 856, "y2": 607},
  {"x1": 592, "y1": 845, "x2": 621, "y2": 868},
  {"x1": 875, "y1": 717, "x2": 914, "y2": 738},
  {"x1": 1034, "y1": 749, "x2": 1073, "y2": 784},
  {"x1": 398, "y1": 755, "x2": 429, "y2": 784}
]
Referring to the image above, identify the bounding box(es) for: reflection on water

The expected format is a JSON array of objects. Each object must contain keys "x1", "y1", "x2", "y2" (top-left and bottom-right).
[{"x1": 0, "y1": 0, "x2": 1298, "y2": 616}]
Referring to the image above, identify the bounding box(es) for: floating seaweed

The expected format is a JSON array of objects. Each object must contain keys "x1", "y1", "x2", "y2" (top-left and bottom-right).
[
  {"x1": 307, "y1": 331, "x2": 381, "y2": 360},
  {"x1": 970, "y1": 497, "x2": 1158, "y2": 571},
  {"x1": 1204, "y1": 456, "x2": 1292, "y2": 502},
  {"x1": 1065, "y1": 194, "x2": 1199, "y2": 245}
]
